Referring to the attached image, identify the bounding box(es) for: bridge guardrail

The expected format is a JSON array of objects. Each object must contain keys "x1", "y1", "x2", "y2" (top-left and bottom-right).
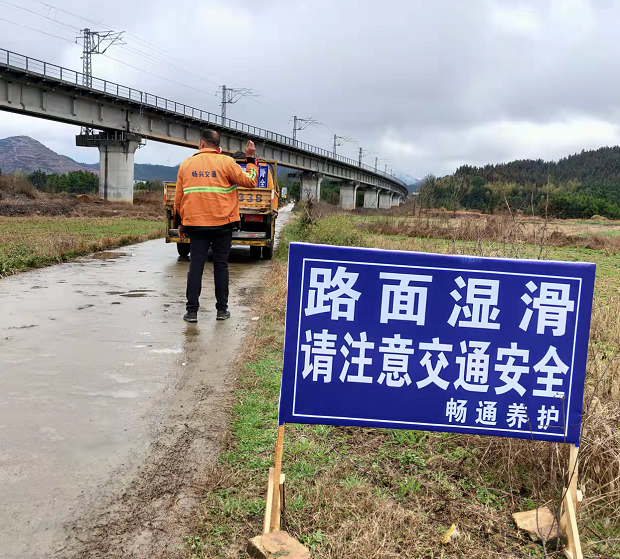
[{"x1": 0, "y1": 48, "x2": 407, "y2": 192}]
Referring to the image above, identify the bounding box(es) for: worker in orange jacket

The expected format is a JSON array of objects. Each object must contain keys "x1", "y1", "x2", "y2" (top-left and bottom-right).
[{"x1": 174, "y1": 129, "x2": 259, "y2": 322}]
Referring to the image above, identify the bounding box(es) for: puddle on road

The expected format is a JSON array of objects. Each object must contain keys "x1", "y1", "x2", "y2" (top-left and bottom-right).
[
  {"x1": 107, "y1": 289, "x2": 155, "y2": 298},
  {"x1": 90, "y1": 252, "x2": 130, "y2": 260},
  {"x1": 150, "y1": 347, "x2": 183, "y2": 354},
  {"x1": 87, "y1": 390, "x2": 140, "y2": 399}
]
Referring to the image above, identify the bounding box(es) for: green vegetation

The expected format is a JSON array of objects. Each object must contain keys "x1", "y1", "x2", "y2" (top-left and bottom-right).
[
  {"x1": 27, "y1": 169, "x2": 99, "y2": 195},
  {"x1": 418, "y1": 146, "x2": 620, "y2": 219},
  {"x1": 187, "y1": 210, "x2": 620, "y2": 558},
  {"x1": 134, "y1": 180, "x2": 164, "y2": 192},
  {"x1": 0, "y1": 217, "x2": 163, "y2": 277}
]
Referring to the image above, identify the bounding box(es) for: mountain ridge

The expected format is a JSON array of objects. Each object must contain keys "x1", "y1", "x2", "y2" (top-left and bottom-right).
[{"x1": 0, "y1": 136, "x2": 180, "y2": 181}]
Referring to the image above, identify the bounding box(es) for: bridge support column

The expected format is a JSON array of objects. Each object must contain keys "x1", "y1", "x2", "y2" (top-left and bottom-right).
[
  {"x1": 339, "y1": 182, "x2": 357, "y2": 210},
  {"x1": 363, "y1": 188, "x2": 379, "y2": 209},
  {"x1": 76, "y1": 132, "x2": 141, "y2": 203},
  {"x1": 379, "y1": 191, "x2": 392, "y2": 209},
  {"x1": 301, "y1": 172, "x2": 322, "y2": 202},
  {"x1": 391, "y1": 193, "x2": 401, "y2": 207}
]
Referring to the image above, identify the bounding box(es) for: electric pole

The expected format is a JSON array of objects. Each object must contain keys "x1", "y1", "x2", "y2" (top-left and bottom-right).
[
  {"x1": 291, "y1": 116, "x2": 319, "y2": 144},
  {"x1": 358, "y1": 147, "x2": 373, "y2": 167},
  {"x1": 333, "y1": 134, "x2": 353, "y2": 156},
  {"x1": 220, "y1": 85, "x2": 256, "y2": 121},
  {"x1": 77, "y1": 29, "x2": 125, "y2": 89},
  {"x1": 76, "y1": 28, "x2": 124, "y2": 134},
  {"x1": 375, "y1": 156, "x2": 378, "y2": 171}
]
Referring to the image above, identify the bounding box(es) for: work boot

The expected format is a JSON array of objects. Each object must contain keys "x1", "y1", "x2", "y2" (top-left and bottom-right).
[
  {"x1": 183, "y1": 311, "x2": 198, "y2": 323},
  {"x1": 216, "y1": 309, "x2": 231, "y2": 321}
]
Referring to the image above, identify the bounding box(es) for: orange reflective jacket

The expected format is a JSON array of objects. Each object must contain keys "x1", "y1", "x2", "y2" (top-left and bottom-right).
[{"x1": 173, "y1": 148, "x2": 258, "y2": 227}]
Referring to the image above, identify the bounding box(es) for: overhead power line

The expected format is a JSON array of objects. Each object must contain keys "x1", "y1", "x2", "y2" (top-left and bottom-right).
[
  {"x1": 219, "y1": 85, "x2": 257, "y2": 119},
  {"x1": 25, "y1": 0, "x2": 300, "y2": 116},
  {"x1": 291, "y1": 116, "x2": 320, "y2": 144},
  {"x1": 4, "y1": 0, "x2": 402, "y2": 176},
  {"x1": 0, "y1": 0, "x2": 80, "y2": 31},
  {"x1": 0, "y1": 14, "x2": 76, "y2": 44},
  {"x1": 359, "y1": 147, "x2": 374, "y2": 166},
  {"x1": 333, "y1": 134, "x2": 354, "y2": 156},
  {"x1": 102, "y1": 54, "x2": 218, "y2": 98}
]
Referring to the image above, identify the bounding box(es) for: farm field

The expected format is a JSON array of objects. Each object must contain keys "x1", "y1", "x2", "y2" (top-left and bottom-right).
[{"x1": 0, "y1": 216, "x2": 164, "y2": 277}]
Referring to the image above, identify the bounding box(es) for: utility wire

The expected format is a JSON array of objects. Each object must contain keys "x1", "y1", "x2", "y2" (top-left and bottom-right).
[
  {"x1": 14, "y1": 0, "x2": 389, "y2": 170},
  {"x1": 102, "y1": 54, "x2": 222, "y2": 101},
  {"x1": 116, "y1": 43, "x2": 292, "y2": 117},
  {"x1": 0, "y1": 0, "x2": 81, "y2": 31},
  {"x1": 26, "y1": 0, "x2": 300, "y2": 116},
  {"x1": 0, "y1": 15, "x2": 76, "y2": 44}
]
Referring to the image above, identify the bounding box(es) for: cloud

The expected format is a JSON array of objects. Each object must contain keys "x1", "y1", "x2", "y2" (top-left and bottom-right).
[
  {"x1": 380, "y1": 117, "x2": 620, "y2": 177},
  {"x1": 1, "y1": 0, "x2": 620, "y2": 179}
]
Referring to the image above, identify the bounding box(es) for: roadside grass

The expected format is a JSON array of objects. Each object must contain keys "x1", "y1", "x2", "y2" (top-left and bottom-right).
[
  {"x1": 0, "y1": 216, "x2": 164, "y2": 277},
  {"x1": 187, "y1": 212, "x2": 620, "y2": 558}
]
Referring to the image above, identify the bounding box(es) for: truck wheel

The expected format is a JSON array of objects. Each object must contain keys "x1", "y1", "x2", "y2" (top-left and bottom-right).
[
  {"x1": 262, "y1": 246, "x2": 273, "y2": 260},
  {"x1": 177, "y1": 243, "x2": 190, "y2": 257},
  {"x1": 250, "y1": 246, "x2": 262, "y2": 259}
]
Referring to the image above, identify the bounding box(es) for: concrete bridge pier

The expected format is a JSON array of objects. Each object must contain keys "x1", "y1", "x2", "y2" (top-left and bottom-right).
[
  {"x1": 301, "y1": 172, "x2": 323, "y2": 202},
  {"x1": 363, "y1": 188, "x2": 379, "y2": 209},
  {"x1": 339, "y1": 182, "x2": 358, "y2": 210},
  {"x1": 76, "y1": 132, "x2": 141, "y2": 203},
  {"x1": 392, "y1": 193, "x2": 401, "y2": 207},
  {"x1": 379, "y1": 190, "x2": 393, "y2": 209}
]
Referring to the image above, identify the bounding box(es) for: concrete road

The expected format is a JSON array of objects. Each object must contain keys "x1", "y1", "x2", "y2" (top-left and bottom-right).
[{"x1": 0, "y1": 206, "x2": 291, "y2": 559}]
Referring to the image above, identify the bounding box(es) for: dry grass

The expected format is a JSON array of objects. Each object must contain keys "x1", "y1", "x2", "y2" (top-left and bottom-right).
[
  {"x1": 0, "y1": 216, "x2": 163, "y2": 277},
  {"x1": 185, "y1": 212, "x2": 620, "y2": 559},
  {"x1": 0, "y1": 173, "x2": 40, "y2": 199},
  {"x1": 359, "y1": 211, "x2": 620, "y2": 257},
  {"x1": 0, "y1": 183, "x2": 164, "y2": 275},
  {"x1": 0, "y1": 178, "x2": 163, "y2": 219}
]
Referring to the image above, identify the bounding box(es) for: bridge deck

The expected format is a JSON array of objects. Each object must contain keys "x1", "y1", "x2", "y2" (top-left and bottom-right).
[{"x1": 0, "y1": 48, "x2": 407, "y2": 196}]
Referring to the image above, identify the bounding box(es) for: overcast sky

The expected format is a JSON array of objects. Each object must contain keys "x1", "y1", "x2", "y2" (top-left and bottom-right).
[{"x1": 2, "y1": 0, "x2": 620, "y2": 179}]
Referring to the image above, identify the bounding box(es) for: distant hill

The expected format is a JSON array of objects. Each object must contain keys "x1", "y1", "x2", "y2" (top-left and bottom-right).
[
  {"x1": 407, "y1": 179, "x2": 423, "y2": 194},
  {"x1": 0, "y1": 136, "x2": 179, "y2": 181},
  {"x1": 418, "y1": 146, "x2": 620, "y2": 219},
  {"x1": 134, "y1": 163, "x2": 179, "y2": 182},
  {"x1": 0, "y1": 136, "x2": 94, "y2": 174},
  {"x1": 454, "y1": 146, "x2": 620, "y2": 204}
]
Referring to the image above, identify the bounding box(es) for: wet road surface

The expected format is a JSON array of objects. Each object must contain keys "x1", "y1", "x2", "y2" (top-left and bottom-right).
[{"x1": 0, "y1": 206, "x2": 291, "y2": 559}]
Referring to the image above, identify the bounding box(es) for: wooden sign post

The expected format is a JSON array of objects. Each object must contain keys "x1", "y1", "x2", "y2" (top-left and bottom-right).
[
  {"x1": 560, "y1": 444, "x2": 584, "y2": 559},
  {"x1": 263, "y1": 424, "x2": 286, "y2": 534}
]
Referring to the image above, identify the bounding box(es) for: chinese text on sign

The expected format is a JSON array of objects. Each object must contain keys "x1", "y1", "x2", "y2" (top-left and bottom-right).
[{"x1": 279, "y1": 243, "x2": 595, "y2": 444}]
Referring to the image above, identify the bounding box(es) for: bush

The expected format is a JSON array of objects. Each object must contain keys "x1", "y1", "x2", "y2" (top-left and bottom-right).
[{"x1": 305, "y1": 215, "x2": 364, "y2": 247}]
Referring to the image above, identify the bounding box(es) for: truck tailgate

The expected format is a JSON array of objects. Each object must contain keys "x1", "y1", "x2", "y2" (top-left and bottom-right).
[{"x1": 238, "y1": 188, "x2": 272, "y2": 213}]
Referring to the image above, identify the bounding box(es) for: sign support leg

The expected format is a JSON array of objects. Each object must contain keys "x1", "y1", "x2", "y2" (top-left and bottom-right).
[
  {"x1": 561, "y1": 444, "x2": 583, "y2": 559},
  {"x1": 263, "y1": 424, "x2": 286, "y2": 534}
]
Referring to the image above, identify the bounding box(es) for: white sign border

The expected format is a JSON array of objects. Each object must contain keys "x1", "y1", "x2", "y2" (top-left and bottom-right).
[{"x1": 291, "y1": 257, "x2": 584, "y2": 440}]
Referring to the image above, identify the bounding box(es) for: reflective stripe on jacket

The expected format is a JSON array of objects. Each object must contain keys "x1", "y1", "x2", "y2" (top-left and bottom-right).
[{"x1": 173, "y1": 148, "x2": 258, "y2": 227}]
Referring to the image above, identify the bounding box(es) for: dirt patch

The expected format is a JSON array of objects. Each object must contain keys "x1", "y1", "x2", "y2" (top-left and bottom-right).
[
  {"x1": 0, "y1": 183, "x2": 162, "y2": 220},
  {"x1": 58, "y1": 382, "x2": 227, "y2": 559}
]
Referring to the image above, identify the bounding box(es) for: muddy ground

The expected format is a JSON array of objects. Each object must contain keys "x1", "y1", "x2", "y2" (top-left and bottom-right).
[
  {"x1": 0, "y1": 189, "x2": 162, "y2": 219},
  {"x1": 0, "y1": 207, "x2": 290, "y2": 559}
]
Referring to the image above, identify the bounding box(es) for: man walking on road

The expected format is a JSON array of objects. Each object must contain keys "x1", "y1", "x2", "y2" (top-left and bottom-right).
[{"x1": 174, "y1": 130, "x2": 259, "y2": 322}]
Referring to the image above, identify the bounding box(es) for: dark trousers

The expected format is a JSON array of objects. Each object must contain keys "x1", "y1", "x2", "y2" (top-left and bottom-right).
[{"x1": 185, "y1": 227, "x2": 233, "y2": 312}]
